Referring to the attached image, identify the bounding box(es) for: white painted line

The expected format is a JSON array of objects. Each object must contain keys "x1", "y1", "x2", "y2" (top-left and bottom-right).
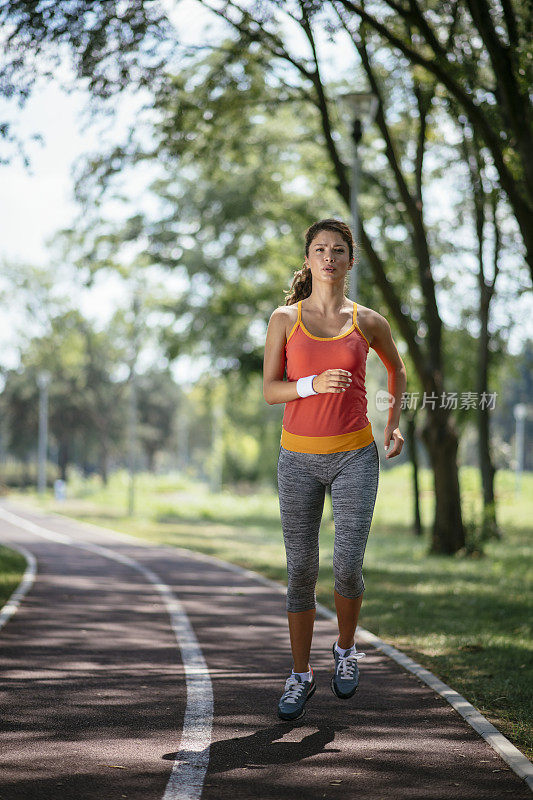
[
  {"x1": 7, "y1": 503, "x2": 533, "y2": 791},
  {"x1": 0, "y1": 541, "x2": 37, "y2": 632},
  {"x1": 0, "y1": 506, "x2": 213, "y2": 800}
]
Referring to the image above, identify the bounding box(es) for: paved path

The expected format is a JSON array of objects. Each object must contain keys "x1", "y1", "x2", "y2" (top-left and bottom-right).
[{"x1": 0, "y1": 500, "x2": 530, "y2": 800}]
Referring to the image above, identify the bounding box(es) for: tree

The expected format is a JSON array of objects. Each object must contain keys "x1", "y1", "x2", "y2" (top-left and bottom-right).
[
  {"x1": 1, "y1": 309, "x2": 128, "y2": 482},
  {"x1": 0, "y1": 1, "x2": 172, "y2": 164},
  {"x1": 2, "y1": 1, "x2": 527, "y2": 552},
  {"x1": 457, "y1": 120, "x2": 503, "y2": 541},
  {"x1": 136, "y1": 367, "x2": 181, "y2": 471},
  {"x1": 331, "y1": 0, "x2": 533, "y2": 282},
  {"x1": 191, "y1": 0, "x2": 532, "y2": 279}
]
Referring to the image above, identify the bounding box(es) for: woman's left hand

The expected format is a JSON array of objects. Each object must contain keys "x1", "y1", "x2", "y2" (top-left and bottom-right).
[{"x1": 384, "y1": 426, "x2": 404, "y2": 459}]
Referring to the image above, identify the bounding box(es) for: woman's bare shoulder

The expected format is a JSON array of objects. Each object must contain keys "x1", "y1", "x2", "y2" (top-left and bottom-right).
[
  {"x1": 269, "y1": 303, "x2": 299, "y2": 337},
  {"x1": 356, "y1": 304, "x2": 389, "y2": 347},
  {"x1": 356, "y1": 304, "x2": 386, "y2": 322}
]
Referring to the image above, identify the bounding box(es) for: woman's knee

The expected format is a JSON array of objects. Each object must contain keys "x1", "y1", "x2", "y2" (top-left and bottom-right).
[
  {"x1": 286, "y1": 564, "x2": 319, "y2": 612},
  {"x1": 334, "y1": 565, "x2": 365, "y2": 598}
]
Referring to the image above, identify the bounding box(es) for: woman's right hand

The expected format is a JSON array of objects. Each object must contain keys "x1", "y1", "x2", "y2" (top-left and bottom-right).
[{"x1": 312, "y1": 369, "x2": 352, "y2": 393}]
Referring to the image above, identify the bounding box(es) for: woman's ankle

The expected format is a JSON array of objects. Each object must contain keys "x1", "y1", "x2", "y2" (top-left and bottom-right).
[
  {"x1": 336, "y1": 637, "x2": 355, "y2": 651},
  {"x1": 292, "y1": 666, "x2": 312, "y2": 680}
]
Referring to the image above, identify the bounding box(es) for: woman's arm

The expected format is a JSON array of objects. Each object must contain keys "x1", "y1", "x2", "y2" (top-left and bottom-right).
[
  {"x1": 367, "y1": 311, "x2": 407, "y2": 459},
  {"x1": 263, "y1": 308, "x2": 302, "y2": 404}
]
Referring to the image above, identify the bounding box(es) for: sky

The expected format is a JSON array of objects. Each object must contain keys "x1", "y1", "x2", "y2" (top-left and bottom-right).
[{"x1": 1, "y1": 0, "x2": 531, "y2": 381}]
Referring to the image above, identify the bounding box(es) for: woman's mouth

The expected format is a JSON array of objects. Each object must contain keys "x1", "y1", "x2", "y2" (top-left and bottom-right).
[{"x1": 322, "y1": 266, "x2": 335, "y2": 273}]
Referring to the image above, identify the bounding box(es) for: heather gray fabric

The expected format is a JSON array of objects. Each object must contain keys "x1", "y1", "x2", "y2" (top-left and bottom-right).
[{"x1": 277, "y1": 441, "x2": 380, "y2": 613}]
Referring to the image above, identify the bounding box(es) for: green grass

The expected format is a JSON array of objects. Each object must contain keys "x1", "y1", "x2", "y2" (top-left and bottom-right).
[
  {"x1": 0, "y1": 545, "x2": 29, "y2": 607},
  {"x1": 5, "y1": 465, "x2": 533, "y2": 759}
]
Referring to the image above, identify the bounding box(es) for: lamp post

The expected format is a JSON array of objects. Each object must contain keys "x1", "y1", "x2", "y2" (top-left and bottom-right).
[
  {"x1": 128, "y1": 289, "x2": 141, "y2": 516},
  {"x1": 339, "y1": 91, "x2": 379, "y2": 301},
  {"x1": 37, "y1": 371, "x2": 51, "y2": 493},
  {"x1": 209, "y1": 376, "x2": 226, "y2": 494}
]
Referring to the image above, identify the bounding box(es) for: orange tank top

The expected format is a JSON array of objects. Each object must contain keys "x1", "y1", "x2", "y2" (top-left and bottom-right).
[{"x1": 280, "y1": 300, "x2": 374, "y2": 454}]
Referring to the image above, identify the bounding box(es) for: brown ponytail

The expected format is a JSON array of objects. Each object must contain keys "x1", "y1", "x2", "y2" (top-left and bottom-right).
[
  {"x1": 283, "y1": 218, "x2": 356, "y2": 305},
  {"x1": 283, "y1": 262, "x2": 313, "y2": 306}
]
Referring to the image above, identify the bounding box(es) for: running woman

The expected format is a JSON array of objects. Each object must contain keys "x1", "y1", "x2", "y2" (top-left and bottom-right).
[{"x1": 263, "y1": 218, "x2": 407, "y2": 721}]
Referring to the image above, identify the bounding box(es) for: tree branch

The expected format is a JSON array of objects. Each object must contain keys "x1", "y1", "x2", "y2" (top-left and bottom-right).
[
  {"x1": 464, "y1": 0, "x2": 533, "y2": 198},
  {"x1": 196, "y1": 0, "x2": 315, "y2": 81},
  {"x1": 333, "y1": 0, "x2": 532, "y2": 216},
  {"x1": 500, "y1": 0, "x2": 519, "y2": 47}
]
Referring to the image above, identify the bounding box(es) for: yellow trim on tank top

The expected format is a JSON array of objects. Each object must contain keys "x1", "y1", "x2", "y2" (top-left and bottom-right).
[
  {"x1": 286, "y1": 300, "x2": 370, "y2": 347},
  {"x1": 286, "y1": 299, "x2": 302, "y2": 345},
  {"x1": 280, "y1": 422, "x2": 374, "y2": 454},
  {"x1": 353, "y1": 303, "x2": 371, "y2": 347},
  {"x1": 299, "y1": 300, "x2": 356, "y2": 341}
]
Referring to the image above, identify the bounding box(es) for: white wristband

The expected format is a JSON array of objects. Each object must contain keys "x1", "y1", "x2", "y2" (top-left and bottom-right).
[{"x1": 296, "y1": 374, "x2": 318, "y2": 397}]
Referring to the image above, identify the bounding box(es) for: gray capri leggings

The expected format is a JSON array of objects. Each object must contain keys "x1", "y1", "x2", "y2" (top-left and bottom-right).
[{"x1": 277, "y1": 440, "x2": 380, "y2": 613}]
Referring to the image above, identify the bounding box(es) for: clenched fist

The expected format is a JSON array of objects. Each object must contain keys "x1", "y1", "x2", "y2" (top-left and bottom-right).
[{"x1": 313, "y1": 369, "x2": 352, "y2": 394}]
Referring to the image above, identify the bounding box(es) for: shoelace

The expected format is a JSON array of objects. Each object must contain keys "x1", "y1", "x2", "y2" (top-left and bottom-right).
[
  {"x1": 281, "y1": 675, "x2": 307, "y2": 704},
  {"x1": 336, "y1": 649, "x2": 366, "y2": 679}
]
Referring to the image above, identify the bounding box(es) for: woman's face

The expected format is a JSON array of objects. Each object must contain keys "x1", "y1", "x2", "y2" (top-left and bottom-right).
[{"x1": 305, "y1": 229, "x2": 352, "y2": 284}]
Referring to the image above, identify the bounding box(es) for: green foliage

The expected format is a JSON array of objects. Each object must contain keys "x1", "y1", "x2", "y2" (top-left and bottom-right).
[
  {"x1": 0, "y1": 460, "x2": 58, "y2": 489},
  {"x1": 0, "y1": 1, "x2": 171, "y2": 164},
  {"x1": 67, "y1": 41, "x2": 351, "y2": 376}
]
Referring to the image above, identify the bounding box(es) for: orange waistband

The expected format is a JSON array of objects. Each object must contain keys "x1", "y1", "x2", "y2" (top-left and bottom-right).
[{"x1": 280, "y1": 422, "x2": 374, "y2": 454}]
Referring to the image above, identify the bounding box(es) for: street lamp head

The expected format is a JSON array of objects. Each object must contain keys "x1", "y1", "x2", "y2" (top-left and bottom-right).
[
  {"x1": 339, "y1": 91, "x2": 379, "y2": 125},
  {"x1": 37, "y1": 370, "x2": 51, "y2": 389},
  {"x1": 514, "y1": 403, "x2": 528, "y2": 421}
]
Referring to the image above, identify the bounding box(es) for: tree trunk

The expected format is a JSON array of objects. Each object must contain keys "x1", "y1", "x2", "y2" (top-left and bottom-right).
[
  {"x1": 478, "y1": 405, "x2": 499, "y2": 539},
  {"x1": 475, "y1": 184, "x2": 501, "y2": 541},
  {"x1": 420, "y1": 410, "x2": 465, "y2": 554},
  {"x1": 24, "y1": 455, "x2": 32, "y2": 488},
  {"x1": 58, "y1": 440, "x2": 69, "y2": 483},
  {"x1": 405, "y1": 411, "x2": 423, "y2": 537},
  {"x1": 99, "y1": 446, "x2": 109, "y2": 486},
  {"x1": 146, "y1": 449, "x2": 156, "y2": 473},
  {"x1": 477, "y1": 290, "x2": 500, "y2": 541}
]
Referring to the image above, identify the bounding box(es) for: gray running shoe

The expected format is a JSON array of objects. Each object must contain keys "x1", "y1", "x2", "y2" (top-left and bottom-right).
[
  {"x1": 277, "y1": 669, "x2": 316, "y2": 721},
  {"x1": 330, "y1": 641, "x2": 366, "y2": 699}
]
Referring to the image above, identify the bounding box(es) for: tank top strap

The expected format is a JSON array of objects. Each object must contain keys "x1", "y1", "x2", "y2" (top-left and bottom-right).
[
  {"x1": 286, "y1": 301, "x2": 301, "y2": 345},
  {"x1": 353, "y1": 301, "x2": 357, "y2": 325}
]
